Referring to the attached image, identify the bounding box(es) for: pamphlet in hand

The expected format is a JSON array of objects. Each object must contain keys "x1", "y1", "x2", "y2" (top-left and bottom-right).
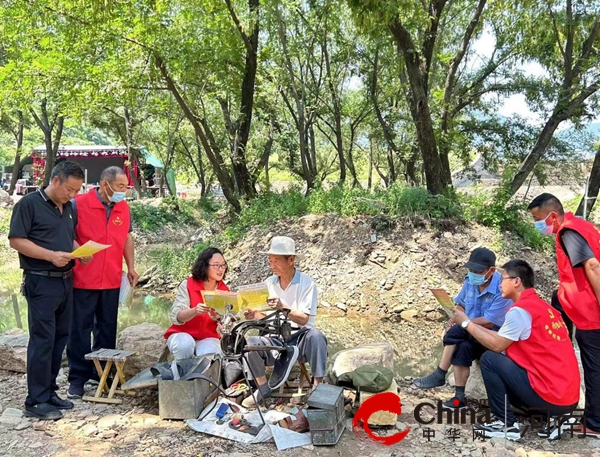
[
  {"x1": 430, "y1": 288, "x2": 456, "y2": 318},
  {"x1": 119, "y1": 272, "x2": 134, "y2": 309},
  {"x1": 201, "y1": 290, "x2": 243, "y2": 316},
  {"x1": 71, "y1": 240, "x2": 112, "y2": 258},
  {"x1": 237, "y1": 283, "x2": 271, "y2": 312}
]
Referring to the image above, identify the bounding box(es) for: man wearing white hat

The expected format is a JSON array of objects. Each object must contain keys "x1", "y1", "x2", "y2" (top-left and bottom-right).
[{"x1": 242, "y1": 236, "x2": 328, "y2": 407}]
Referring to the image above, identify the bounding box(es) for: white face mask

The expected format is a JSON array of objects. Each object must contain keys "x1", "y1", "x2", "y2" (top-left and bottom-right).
[{"x1": 106, "y1": 181, "x2": 126, "y2": 203}]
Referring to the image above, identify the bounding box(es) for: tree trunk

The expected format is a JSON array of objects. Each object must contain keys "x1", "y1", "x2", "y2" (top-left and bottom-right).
[
  {"x1": 155, "y1": 54, "x2": 241, "y2": 212},
  {"x1": 124, "y1": 107, "x2": 144, "y2": 198},
  {"x1": 367, "y1": 139, "x2": 374, "y2": 190},
  {"x1": 8, "y1": 110, "x2": 24, "y2": 195},
  {"x1": 390, "y1": 18, "x2": 450, "y2": 195},
  {"x1": 576, "y1": 143, "x2": 600, "y2": 218}
]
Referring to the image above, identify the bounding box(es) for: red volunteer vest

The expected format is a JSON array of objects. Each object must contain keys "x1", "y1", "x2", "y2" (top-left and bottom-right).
[
  {"x1": 505, "y1": 289, "x2": 580, "y2": 406},
  {"x1": 556, "y1": 212, "x2": 600, "y2": 330},
  {"x1": 163, "y1": 278, "x2": 229, "y2": 341},
  {"x1": 73, "y1": 191, "x2": 131, "y2": 289}
]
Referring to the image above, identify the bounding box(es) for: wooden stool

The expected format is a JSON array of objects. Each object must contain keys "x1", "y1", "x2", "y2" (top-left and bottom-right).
[
  {"x1": 272, "y1": 362, "x2": 313, "y2": 403},
  {"x1": 82, "y1": 349, "x2": 137, "y2": 405}
]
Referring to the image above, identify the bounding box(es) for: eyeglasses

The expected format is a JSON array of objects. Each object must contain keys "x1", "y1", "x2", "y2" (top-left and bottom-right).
[
  {"x1": 209, "y1": 263, "x2": 228, "y2": 270},
  {"x1": 501, "y1": 276, "x2": 517, "y2": 282}
]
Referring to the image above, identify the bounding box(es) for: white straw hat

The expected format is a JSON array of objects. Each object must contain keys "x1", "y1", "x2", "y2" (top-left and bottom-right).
[{"x1": 262, "y1": 236, "x2": 305, "y2": 260}]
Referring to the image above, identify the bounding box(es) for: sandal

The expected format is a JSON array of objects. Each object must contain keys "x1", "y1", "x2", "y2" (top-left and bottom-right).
[{"x1": 229, "y1": 418, "x2": 264, "y2": 436}]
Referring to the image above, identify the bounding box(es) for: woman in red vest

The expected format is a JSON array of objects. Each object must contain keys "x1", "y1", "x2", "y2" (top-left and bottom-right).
[
  {"x1": 451, "y1": 260, "x2": 580, "y2": 441},
  {"x1": 164, "y1": 247, "x2": 229, "y2": 361}
]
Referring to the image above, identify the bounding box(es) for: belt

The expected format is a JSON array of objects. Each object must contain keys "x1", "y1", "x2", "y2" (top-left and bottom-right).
[{"x1": 25, "y1": 269, "x2": 73, "y2": 279}]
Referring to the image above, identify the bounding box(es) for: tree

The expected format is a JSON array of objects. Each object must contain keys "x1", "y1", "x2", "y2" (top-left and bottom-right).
[
  {"x1": 507, "y1": 0, "x2": 600, "y2": 197},
  {"x1": 0, "y1": 111, "x2": 25, "y2": 194}
]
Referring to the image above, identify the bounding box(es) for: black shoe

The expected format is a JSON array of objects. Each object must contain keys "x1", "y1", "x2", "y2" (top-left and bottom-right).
[
  {"x1": 49, "y1": 394, "x2": 74, "y2": 410},
  {"x1": 268, "y1": 346, "x2": 300, "y2": 389},
  {"x1": 413, "y1": 370, "x2": 446, "y2": 389},
  {"x1": 442, "y1": 396, "x2": 467, "y2": 409},
  {"x1": 24, "y1": 402, "x2": 63, "y2": 420},
  {"x1": 67, "y1": 383, "x2": 84, "y2": 399}
]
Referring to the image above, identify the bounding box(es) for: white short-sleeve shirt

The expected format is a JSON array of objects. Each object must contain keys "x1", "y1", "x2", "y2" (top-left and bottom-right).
[{"x1": 264, "y1": 269, "x2": 318, "y2": 329}]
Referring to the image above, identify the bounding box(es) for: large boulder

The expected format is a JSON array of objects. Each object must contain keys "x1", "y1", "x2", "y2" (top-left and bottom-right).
[
  {"x1": 116, "y1": 323, "x2": 166, "y2": 379},
  {"x1": 328, "y1": 342, "x2": 394, "y2": 384},
  {"x1": 0, "y1": 328, "x2": 29, "y2": 373},
  {"x1": 448, "y1": 361, "x2": 487, "y2": 400}
]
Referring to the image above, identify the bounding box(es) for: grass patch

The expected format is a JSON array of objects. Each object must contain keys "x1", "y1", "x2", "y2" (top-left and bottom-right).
[{"x1": 130, "y1": 196, "x2": 219, "y2": 233}]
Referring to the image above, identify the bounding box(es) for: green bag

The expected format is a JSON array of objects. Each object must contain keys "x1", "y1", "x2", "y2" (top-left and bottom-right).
[{"x1": 337, "y1": 364, "x2": 394, "y2": 393}]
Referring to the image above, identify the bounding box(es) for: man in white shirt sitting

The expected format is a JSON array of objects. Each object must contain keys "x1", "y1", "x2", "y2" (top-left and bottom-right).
[{"x1": 242, "y1": 236, "x2": 327, "y2": 407}]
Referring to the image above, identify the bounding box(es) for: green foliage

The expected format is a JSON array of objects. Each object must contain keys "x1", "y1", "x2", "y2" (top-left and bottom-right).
[
  {"x1": 460, "y1": 188, "x2": 553, "y2": 251},
  {"x1": 0, "y1": 208, "x2": 10, "y2": 235},
  {"x1": 130, "y1": 197, "x2": 214, "y2": 233},
  {"x1": 381, "y1": 184, "x2": 462, "y2": 219}
]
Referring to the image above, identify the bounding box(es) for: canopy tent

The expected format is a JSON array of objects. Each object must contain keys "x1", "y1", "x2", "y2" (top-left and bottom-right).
[{"x1": 31, "y1": 145, "x2": 162, "y2": 186}]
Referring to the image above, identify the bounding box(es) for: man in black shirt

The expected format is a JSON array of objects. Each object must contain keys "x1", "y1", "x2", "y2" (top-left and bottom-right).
[{"x1": 8, "y1": 161, "x2": 90, "y2": 420}]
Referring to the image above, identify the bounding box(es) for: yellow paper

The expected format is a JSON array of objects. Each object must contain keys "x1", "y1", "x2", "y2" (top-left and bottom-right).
[
  {"x1": 201, "y1": 290, "x2": 242, "y2": 316},
  {"x1": 71, "y1": 240, "x2": 112, "y2": 258},
  {"x1": 237, "y1": 283, "x2": 271, "y2": 312},
  {"x1": 430, "y1": 288, "x2": 455, "y2": 317}
]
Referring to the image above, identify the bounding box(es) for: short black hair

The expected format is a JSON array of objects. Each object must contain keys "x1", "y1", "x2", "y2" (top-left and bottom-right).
[
  {"x1": 51, "y1": 161, "x2": 85, "y2": 182},
  {"x1": 527, "y1": 193, "x2": 564, "y2": 215},
  {"x1": 501, "y1": 259, "x2": 534, "y2": 289},
  {"x1": 191, "y1": 247, "x2": 227, "y2": 281},
  {"x1": 100, "y1": 166, "x2": 127, "y2": 183}
]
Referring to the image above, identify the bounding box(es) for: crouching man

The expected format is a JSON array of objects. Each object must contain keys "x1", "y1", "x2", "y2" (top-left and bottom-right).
[
  {"x1": 242, "y1": 236, "x2": 327, "y2": 408},
  {"x1": 451, "y1": 260, "x2": 580, "y2": 440}
]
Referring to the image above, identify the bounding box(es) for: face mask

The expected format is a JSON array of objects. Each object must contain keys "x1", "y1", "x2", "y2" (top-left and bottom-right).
[
  {"x1": 534, "y1": 213, "x2": 554, "y2": 236},
  {"x1": 468, "y1": 270, "x2": 489, "y2": 286},
  {"x1": 106, "y1": 182, "x2": 126, "y2": 203}
]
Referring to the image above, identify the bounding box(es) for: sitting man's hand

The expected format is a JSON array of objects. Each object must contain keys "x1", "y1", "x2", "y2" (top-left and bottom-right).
[
  {"x1": 267, "y1": 297, "x2": 290, "y2": 312},
  {"x1": 244, "y1": 308, "x2": 257, "y2": 320},
  {"x1": 451, "y1": 308, "x2": 469, "y2": 326}
]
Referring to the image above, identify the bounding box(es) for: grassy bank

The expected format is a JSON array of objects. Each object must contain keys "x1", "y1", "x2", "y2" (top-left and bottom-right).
[{"x1": 128, "y1": 184, "x2": 553, "y2": 280}]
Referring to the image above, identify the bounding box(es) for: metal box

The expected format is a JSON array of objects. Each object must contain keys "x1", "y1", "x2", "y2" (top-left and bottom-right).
[
  {"x1": 306, "y1": 384, "x2": 346, "y2": 445},
  {"x1": 158, "y1": 361, "x2": 219, "y2": 420}
]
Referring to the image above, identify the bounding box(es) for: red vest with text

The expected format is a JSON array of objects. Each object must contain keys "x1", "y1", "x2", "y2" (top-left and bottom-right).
[
  {"x1": 73, "y1": 191, "x2": 131, "y2": 289},
  {"x1": 556, "y1": 212, "x2": 600, "y2": 330},
  {"x1": 505, "y1": 289, "x2": 580, "y2": 406},
  {"x1": 163, "y1": 278, "x2": 228, "y2": 341}
]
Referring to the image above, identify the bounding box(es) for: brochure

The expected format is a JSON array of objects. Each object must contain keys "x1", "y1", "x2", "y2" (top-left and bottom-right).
[
  {"x1": 71, "y1": 240, "x2": 112, "y2": 258},
  {"x1": 429, "y1": 288, "x2": 456, "y2": 318}
]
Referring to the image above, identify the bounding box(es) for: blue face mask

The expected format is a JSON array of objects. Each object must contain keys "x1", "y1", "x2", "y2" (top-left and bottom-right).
[
  {"x1": 468, "y1": 270, "x2": 489, "y2": 286},
  {"x1": 534, "y1": 214, "x2": 554, "y2": 236},
  {"x1": 106, "y1": 182, "x2": 127, "y2": 203}
]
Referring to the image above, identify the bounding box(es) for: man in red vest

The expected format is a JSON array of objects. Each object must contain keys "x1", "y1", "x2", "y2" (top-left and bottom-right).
[
  {"x1": 528, "y1": 193, "x2": 600, "y2": 438},
  {"x1": 67, "y1": 166, "x2": 139, "y2": 399},
  {"x1": 452, "y1": 260, "x2": 580, "y2": 441}
]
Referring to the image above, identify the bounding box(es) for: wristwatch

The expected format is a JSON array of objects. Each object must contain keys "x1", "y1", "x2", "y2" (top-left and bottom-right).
[{"x1": 461, "y1": 319, "x2": 471, "y2": 329}]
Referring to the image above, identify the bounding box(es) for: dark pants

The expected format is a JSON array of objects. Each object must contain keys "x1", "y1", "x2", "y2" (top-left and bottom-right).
[
  {"x1": 480, "y1": 351, "x2": 577, "y2": 426},
  {"x1": 443, "y1": 325, "x2": 488, "y2": 367},
  {"x1": 67, "y1": 288, "x2": 120, "y2": 386},
  {"x1": 576, "y1": 329, "x2": 600, "y2": 432},
  {"x1": 24, "y1": 274, "x2": 73, "y2": 406},
  {"x1": 551, "y1": 290, "x2": 574, "y2": 341}
]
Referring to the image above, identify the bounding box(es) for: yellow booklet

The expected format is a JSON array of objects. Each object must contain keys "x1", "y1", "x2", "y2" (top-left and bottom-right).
[
  {"x1": 237, "y1": 283, "x2": 271, "y2": 312},
  {"x1": 200, "y1": 290, "x2": 243, "y2": 316},
  {"x1": 430, "y1": 288, "x2": 455, "y2": 318},
  {"x1": 71, "y1": 240, "x2": 112, "y2": 258}
]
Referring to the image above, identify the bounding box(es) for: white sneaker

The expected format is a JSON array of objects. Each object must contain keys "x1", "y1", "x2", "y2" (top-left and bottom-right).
[
  {"x1": 241, "y1": 388, "x2": 271, "y2": 409},
  {"x1": 475, "y1": 419, "x2": 521, "y2": 441}
]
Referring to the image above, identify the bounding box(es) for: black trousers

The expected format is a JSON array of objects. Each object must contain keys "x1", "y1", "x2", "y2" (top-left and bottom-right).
[
  {"x1": 576, "y1": 329, "x2": 600, "y2": 432},
  {"x1": 443, "y1": 325, "x2": 488, "y2": 367},
  {"x1": 480, "y1": 351, "x2": 577, "y2": 426},
  {"x1": 67, "y1": 288, "x2": 120, "y2": 386},
  {"x1": 551, "y1": 290, "x2": 574, "y2": 341},
  {"x1": 24, "y1": 274, "x2": 73, "y2": 406}
]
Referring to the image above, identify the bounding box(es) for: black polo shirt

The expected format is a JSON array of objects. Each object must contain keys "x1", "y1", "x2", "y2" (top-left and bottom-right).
[{"x1": 8, "y1": 188, "x2": 76, "y2": 272}]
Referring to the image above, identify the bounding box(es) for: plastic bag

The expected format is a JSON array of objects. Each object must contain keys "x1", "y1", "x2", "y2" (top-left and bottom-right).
[{"x1": 119, "y1": 272, "x2": 134, "y2": 308}]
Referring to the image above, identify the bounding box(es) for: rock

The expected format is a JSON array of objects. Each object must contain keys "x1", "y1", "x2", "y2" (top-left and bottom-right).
[
  {"x1": 14, "y1": 419, "x2": 31, "y2": 431},
  {"x1": 0, "y1": 329, "x2": 29, "y2": 373},
  {"x1": 400, "y1": 309, "x2": 419, "y2": 322},
  {"x1": 465, "y1": 361, "x2": 487, "y2": 400},
  {"x1": 116, "y1": 323, "x2": 166, "y2": 378},
  {"x1": 97, "y1": 414, "x2": 123, "y2": 429},
  {"x1": 0, "y1": 407, "x2": 23, "y2": 426},
  {"x1": 83, "y1": 425, "x2": 98, "y2": 436},
  {"x1": 514, "y1": 448, "x2": 527, "y2": 457},
  {"x1": 327, "y1": 342, "x2": 394, "y2": 383},
  {"x1": 360, "y1": 380, "x2": 399, "y2": 425},
  {"x1": 335, "y1": 302, "x2": 347, "y2": 312}
]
